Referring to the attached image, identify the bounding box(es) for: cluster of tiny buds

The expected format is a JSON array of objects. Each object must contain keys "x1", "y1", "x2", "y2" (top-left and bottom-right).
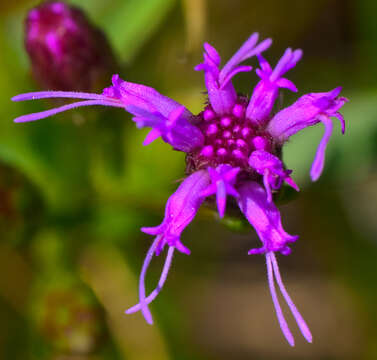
[{"x1": 188, "y1": 101, "x2": 274, "y2": 171}]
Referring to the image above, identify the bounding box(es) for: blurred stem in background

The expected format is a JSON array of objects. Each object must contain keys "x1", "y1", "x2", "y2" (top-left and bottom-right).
[
  {"x1": 355, "y1": 0, "x2": 377, "y2": 82},
  {"x1": 182, "y1": 0, "x2": 206, "y2": 55},
  {"x1": 298, "y1": 184, "x2": 377, "y2": 359}
]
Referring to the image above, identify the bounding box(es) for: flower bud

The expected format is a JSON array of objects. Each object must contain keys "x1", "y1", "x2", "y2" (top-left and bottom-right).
[{"x1": 25, "y1": 1, "x2": 118, "y2": 91}]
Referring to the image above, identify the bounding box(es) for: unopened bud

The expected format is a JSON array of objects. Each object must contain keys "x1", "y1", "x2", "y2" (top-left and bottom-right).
[{"x1": 25, "y1": 1, "x2": 118, "y2": 91}]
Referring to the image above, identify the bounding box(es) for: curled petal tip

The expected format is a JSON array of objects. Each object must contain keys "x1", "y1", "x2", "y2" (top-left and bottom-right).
[
  {"x1": 280, "y1": 247, "x2": 292, "y2": 256},
  {"x1": 264, "y1": 38, "x2": 273, "y2": 47},
  {"x1": 332, "y1": 86, "x2": 342, "y2": 96},
  {"x1": 217, "y1": 207, "x2": 225, "y2": 219},
  {"x1": 141, "y1": 226, "x2": 161, "y2": 235},
  {"x1": 13, "y1": 117, "x2": 27, "y2": 123},
  {"x1": 304, "y1": 331, "x2": 313, "y2": 343},
  {"x1": 146, "y1": 317, "x2": 154, "y2": 325},
  {"x1": 11, "y1": 95, "x2": 22, "y2": 102},
  {"x1": 310, "y1": 172, "x2": 320, "y2": 182},
  {"x1": 248, "y1": 247, "x2": 265, "y2": 255},
  {"x1": 175, "y1": 241, "x2": 191, "y2": 255},
  {"x1": 111, "y1": 73, "x2": 120, "y2": 83}
]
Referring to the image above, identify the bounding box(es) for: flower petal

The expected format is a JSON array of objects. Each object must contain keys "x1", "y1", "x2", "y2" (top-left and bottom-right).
[
  {"x1": 310, "y1": 115, "x2": 333, "y2": 181},
  {"x1": 269, "y1": 252, "x2": 312, "y2": 343},
  {"x1": 103, "y1": 74, "x2": 192, "y2": 119},
  {"x1": 266, "y1": 252, "x2": 295, "y2": 346},
  {"x1": 196, "y1": 33, "x2": 271, "y2": 115},
  {"x1": 141, "y1": 170, "x2": 210, "y2": 256},
  {"x1": 246, "y1": 48, "x2": 302, "y2": 125},
  {"x1": 248, "y1": 150, "x2": 299, "y2": 202},
  {"x1": 237, "y1": 181, "x2": 298, "y2": 255},
  {"x1": 219, "y1": 33, "x2": 272, "y2": 84},
  {"x1": 199, "y1": 164, "x2": 240, "y2": 218},
  {"x1": 267, "y1": 87, "x2": 347, "y2": 141},
  {"x1": 125, "y1": 246, "x2": 175, "y2": 315},
  {"x1": 267, "y1": 88, "x2": 347, "y2": 181},
  {"x1": 127, "y1": 105, "x2": 204, "y2": 152}
]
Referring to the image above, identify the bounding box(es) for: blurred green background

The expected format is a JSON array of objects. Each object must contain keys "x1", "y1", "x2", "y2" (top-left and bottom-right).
[{"x1": 1, "y1": 0, "x2": 377, "y2": 359}]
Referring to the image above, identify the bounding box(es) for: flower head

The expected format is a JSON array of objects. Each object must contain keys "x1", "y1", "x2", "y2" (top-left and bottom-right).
[
  {"x1": 25, "y1": 1, "x2": 117, "y2": 91},
  {"x1": 12, "y1": 32, "x2": 348, "y2": 345}
]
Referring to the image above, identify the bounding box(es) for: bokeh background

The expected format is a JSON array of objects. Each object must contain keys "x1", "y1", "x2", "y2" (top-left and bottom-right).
[{"x1": 1, "y1": 0, "x2": 377, "y2": 359}]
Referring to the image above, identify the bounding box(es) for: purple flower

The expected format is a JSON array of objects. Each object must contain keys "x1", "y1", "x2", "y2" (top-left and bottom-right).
[
  {"x1": 25, "y1": 1, "x2": 117, "y2": 91},
  {"x1": 12, "y1": 32, "x2": 348, "y2": 346},
  {"x1": 248, "y1": 150, "x2": 299, "y2": 203},
  {"x1": 267, "y1": 87, "x2": 348, "y2": 180}
]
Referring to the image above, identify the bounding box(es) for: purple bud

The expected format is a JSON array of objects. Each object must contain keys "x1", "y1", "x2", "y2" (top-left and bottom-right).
[{"x1": 25, "y1": 1, "x2": 118, "y2": 91}]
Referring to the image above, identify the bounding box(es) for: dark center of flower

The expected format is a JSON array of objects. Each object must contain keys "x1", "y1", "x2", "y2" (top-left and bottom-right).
[{"x1": 186, "y1": 97, "x2": 280, "y2": 175}]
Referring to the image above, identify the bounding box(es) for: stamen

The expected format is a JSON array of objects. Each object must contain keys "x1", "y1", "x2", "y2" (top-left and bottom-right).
[
  {"x1": 220, "y1": 117, "x2": 232, "y2": 127},
  {"x1": 232, "y1": 104, "x2": 244, "y2": 118},
  {"x1": 222, "y1": 130, "x2": 232, "y2": 139},
  {"x1": 263, "y1": 170, "x2": 273, "y2": 203},
  {"x1": 252, "y1": 136, "x2": 269, "y2": 151},
  {"x1": 232, "y1": 125, "x2": 241, "y2": 135},
  {"x1": 194, "y1": 102, "x2": 276, "y2": 169},
  {"x1": 241, "y1": 127, "x2": 252, "y2": 138},
  {"x1": 203, "y1": 109, "x2": 215, "y2": 121},
  {"x1": 206, "y1": 123, "x2": 218, "y2": 136},
  {"x1": 217, "y1": 148, "x2": 227, "y2": 157},
  {"x1": 227, "y1": 139, "x2": 236, "y2": 148},
  {"x1": 232, "y1": 149, "x2": 245, "y2": 161},
  {"x1": 236, "y1": 139, "x2": 247, "y2": 149},
  {"x1": 214, "y1": 139, "x2": 224, "y2": 147},
  {"x1": 201, "y1": 145, "x2": 214, "y2": 157}
]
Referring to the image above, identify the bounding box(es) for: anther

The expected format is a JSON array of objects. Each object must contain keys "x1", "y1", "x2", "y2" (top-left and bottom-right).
[
  {"x1": 206, "y1": 123, "x2": 218, "y2": 136},
  {"x1": 222, "y1": 130, "x2": 232, "y2": 139},
  {"x1": 232, "y1": 104, "x2": 244, "y2": 118},
  {"x1": 203, "y1": 109, "x2": 215, "y2": 121},
  {"x1": 200, "y1": 145, "x2": 214, "y2": 157},
  {"x1": 236, "y1": 139, "x2": 248, "y2": 149},
  {"x1": 217, "y1": 148, "x2": 227, "y2": 157},
  {"x1": 214, "y1": 139, "x2": 224, "y2": 147},
  {"x1": 232, "y1": 149, "x2": 245, "y2": 160},
  {"x1": 220, "y1": 117, "x2": 232, "y2": 127},
  {"x1": 241, "y1": 127, "x2": 252, "y2": 138},
  {"x1": 227, "y1": 139, "x2": 236, "y2": 148},
  {"x1": 252, "y1": 136, "x2": 270, "y2": 150},
  {"x1": 233, "y1": 125, "x2": 241, "y2": 135}
]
